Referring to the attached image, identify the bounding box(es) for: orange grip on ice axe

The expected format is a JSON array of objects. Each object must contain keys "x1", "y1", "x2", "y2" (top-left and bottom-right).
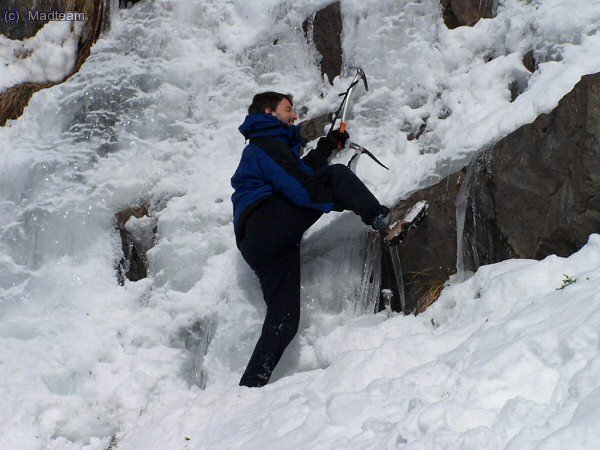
[{"x1": 337, "y1": 121, "x2": 347, "y2": 150}]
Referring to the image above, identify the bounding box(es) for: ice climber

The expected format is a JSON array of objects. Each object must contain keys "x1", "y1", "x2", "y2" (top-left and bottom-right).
[{"x1": 231, "y1": 91, "x2": 404, "y2": 387}]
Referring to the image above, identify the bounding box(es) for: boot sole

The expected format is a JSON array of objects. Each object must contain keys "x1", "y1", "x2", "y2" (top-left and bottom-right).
[{"x1": 383, "y1": 200, "x2": 429, "y2": 247}]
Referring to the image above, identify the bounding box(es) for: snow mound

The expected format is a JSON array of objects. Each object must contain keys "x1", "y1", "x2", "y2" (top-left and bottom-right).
[
  {"x1": 0, "y1": 20, "x2": 82, "y2": 92},
  {"x1": 117, "y1": 235, "x2": 600, "y2": 449}
]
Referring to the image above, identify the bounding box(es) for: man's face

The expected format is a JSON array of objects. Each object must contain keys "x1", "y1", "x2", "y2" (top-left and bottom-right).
[{"x1": 265, "y1": 98, "x2": 298, "y2": 126}]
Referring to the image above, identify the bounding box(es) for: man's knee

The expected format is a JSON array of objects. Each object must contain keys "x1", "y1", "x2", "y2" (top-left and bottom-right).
[
  {"x1": 327, "y1": 163, "x2": 358, "y2": 184},
  {"x1": 328, "y1": 163, "x2": 351, "y2": 175}
]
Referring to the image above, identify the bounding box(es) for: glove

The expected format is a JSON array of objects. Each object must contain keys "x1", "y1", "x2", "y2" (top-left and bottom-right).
[{"x1": 325, "y1": 129, "x2": 350, "y2": 150}]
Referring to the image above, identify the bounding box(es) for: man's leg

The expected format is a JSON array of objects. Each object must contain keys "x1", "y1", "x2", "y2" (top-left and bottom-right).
[
  {"x1": 238, "y1": 195, "x2": 322, "y2": 387},
  {"x1": 238, "y1": 245, "x2": 301, "y2": 387},
  {"x1": 315, "y1": 163, "x2": 389, "y2": 225}
]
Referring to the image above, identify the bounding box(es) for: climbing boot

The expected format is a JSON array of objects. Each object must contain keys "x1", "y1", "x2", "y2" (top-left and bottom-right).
[{"x1": 380, "y1": 200, "x2": 429, "y2": 246}]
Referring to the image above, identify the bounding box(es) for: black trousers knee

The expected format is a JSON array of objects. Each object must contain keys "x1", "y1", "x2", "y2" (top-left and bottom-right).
[{"x1": 237, "y1": 164, "x2": 386, "y2": 387}]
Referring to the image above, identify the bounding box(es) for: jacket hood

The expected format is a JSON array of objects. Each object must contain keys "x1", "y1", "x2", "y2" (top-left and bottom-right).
[{"x1": 238, "y1": 113, "x2": 301, "y2": 147}]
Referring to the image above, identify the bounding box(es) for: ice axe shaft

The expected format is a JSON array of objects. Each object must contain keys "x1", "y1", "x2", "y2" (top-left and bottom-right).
[{"x1": 329, "y1": 67, "x2": 369, "y2": 139}]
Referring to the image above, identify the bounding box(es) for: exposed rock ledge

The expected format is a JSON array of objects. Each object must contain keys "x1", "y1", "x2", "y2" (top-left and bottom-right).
[{"x1": 386, "y1": 72, "x2": 600, "y2": 314}]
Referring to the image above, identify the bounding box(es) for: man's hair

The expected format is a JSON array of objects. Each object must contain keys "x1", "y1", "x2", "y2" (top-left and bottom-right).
[{"x1": 248, "y1": 91, "x2": 293, "y2": 115}]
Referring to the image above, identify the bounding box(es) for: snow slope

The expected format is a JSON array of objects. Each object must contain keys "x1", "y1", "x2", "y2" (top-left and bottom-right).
[
  {"x1": 1, "y1": 0, "x2": 600, "y2": 448},
  {"x1": 118, "y1": 235, "x2": 600, "y2": 449}
]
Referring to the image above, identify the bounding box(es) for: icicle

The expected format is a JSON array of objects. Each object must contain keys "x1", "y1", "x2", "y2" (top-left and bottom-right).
[
  {"x1": 354, "y1": 232, "x2": 382, "y2": 314},
  {"x1": 389, "y1": 247, "x2": 406, "y2": 313},
  {"x1": 180, "y1": 318, "x2": 216, "y2": 389},
  {"x1": 471, "y1": 202, "x2": 481, "y2": 270},
  {"x1": 455, "y1": 162, "x2": 477, "y2": 280},
  {"x1": 381, "y1": 289, "x2": 393, "y2": 313}
]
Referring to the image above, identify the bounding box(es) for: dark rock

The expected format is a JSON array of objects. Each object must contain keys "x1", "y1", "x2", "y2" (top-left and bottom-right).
[
  {"x1": 523, "y1": 50, "x2": 537, "y2": 73},
  {"x1": 0, "y1": 0, "x2": 106, "y2": 125},
  {"x1": 509, "y1": 80, "x2": 520, "y2": 102},
  {"x1": 115, "y1": 204, "x2": 157, "y2": 284},
  {"x1": 440, "y1": 0, "x2": 496, "y2": 29},
  {"x1": 119, "y1": 0, "x2": 142, "y2": 8},
  {"x1": 298, "y1": 112, "x2": 333, "y2": 145},
  {"x1": 305, "y1": 2, "x2": 343, "y2": 85},
  {"x1": 407, "y1": 121, "x2": 428, "y2": 141},
  {"x1": 387, "y1": 72, "x2": 600, "y2": 313},
  {"x1": 302, "y1": 18, "x2": 310, "y2": 42},
  {"x1": 385, "y1": 170, "x2": 465, "y2": 313},
  {"x1": 0, "y1": 0, "x2": 103, "y2": 40},
  {"x1": 1, "y1": 0, "x2": 56, "y2": 39}
]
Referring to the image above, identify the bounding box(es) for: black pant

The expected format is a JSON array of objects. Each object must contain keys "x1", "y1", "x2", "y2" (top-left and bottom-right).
[{"x1": 238, "y1": 164, "x2": 386, "y2": 387}]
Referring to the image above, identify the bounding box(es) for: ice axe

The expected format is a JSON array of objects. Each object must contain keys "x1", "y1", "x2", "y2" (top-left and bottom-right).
[
  {"x1": 328, "y1": 67, "x2": 369, "y2": 137},
  {"x1": 328, "y1": 68, "x2": 388, "y2": 171}
]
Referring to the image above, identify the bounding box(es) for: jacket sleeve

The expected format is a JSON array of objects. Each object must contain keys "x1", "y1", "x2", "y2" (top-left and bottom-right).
[
  {"x1": 301, "y1": 136, "x2": 337, "y2": 171},
  {"x1": 252, "y1": 137, "x2": 334, "y2": 212}
]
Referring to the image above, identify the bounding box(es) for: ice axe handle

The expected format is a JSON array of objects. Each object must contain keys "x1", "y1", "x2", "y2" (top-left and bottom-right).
[{"x1": 337, "y1": 122, "x2": 347, "y2": 150}]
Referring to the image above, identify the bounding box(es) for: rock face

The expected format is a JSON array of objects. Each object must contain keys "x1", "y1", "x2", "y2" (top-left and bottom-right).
[
  {"x1": 386, "y1": 72, "x2": 600, "y2": 314},
  {"x1": 115, "y1": 205, "x2": 157, "y2": 284},
  {"x1": 303, "y1": 2, "x2": 342, "y2": 85},
  {"x1": 298, "y1": 112, "x2": 333, "y2": 145},
  {"x1": 119, "y1": 0, "x2": 142, "y2": 8},
  {"x1": 0, "y1": 0, "x2": 107, "y2": 125},
  {"x1": 440, "y1": 0, "x2": 496, "y2": 28}
]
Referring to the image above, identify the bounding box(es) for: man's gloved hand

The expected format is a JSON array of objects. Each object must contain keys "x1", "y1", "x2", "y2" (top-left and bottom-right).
[{"x1": 325, "y1": 128, "x2": 350, "y2": 150}]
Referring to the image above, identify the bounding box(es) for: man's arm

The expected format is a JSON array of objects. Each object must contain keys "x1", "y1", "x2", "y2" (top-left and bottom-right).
[
  {"x1": 301, "y1": 129, "x2": 350, "y2": 171},
  {"x1": 301, "y1": 137, "x2": 337, "y2": 171},
  {"x1": 252, "y1": 137, "x2": 334, "y2": 212}
]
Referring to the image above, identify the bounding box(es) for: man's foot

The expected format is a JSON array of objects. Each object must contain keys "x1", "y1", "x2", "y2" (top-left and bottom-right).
[{"x1": 380, "y1": 200, "x2": 429, "y2": 246}]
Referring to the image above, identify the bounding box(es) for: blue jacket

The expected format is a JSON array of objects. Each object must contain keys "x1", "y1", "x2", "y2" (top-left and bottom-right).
[{"x1": 231, "y1": 114, "x2": 335, "y2": 242}]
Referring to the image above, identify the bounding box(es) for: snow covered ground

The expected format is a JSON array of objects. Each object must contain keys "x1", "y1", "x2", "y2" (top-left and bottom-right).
[{"x1": 1, "y1": 0, "x2": 600, "y2": 448}]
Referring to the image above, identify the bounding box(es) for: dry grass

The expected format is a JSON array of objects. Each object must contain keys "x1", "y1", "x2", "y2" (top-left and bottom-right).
[
  {"x1": 0, "y1": 0, "x2": 105, "y2": 125},
  {"x1": 405, "y1": 266, "x2": 454, "y2": 314},
  {"x1": 416, "y1": 277, "x2": 447, "y2": 313}
]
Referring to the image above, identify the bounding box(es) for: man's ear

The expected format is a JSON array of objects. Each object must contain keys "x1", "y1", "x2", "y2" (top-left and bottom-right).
[{"x1": 264, "y1": 108, "x2": 272, "y2": 114}]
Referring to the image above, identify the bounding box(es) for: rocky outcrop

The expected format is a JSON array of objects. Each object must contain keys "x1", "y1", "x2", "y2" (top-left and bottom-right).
[
  {"x1": 0, "y1": 0, "x2": 107, "y2": 125},
  {"x1": 298, "y1": 112, "x2": 333, "y2": 145},
  {"x1": 115, "y1": 204, "x2": 157, "y2": 284},
  {"x1": 303, "y1": 2, "x2": 342, "y2": 85},
  {"x1": 441, "y1": 0, "x2": 496, "y2": 29},
  {"x1": 119, "y1": 0, "x2": 142, "y2": 8},
  {"x1": 386, "y1": 72, "x2": 600, "y2": 314},
  {"x1": 1, "y1": 0, "x2": 77, "y2": 39}
]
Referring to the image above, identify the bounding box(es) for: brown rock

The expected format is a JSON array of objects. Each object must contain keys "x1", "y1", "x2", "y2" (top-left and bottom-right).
[
  {"x1": 306, "y1": 2, "x2": 343, "y2": 85},
  {"x1": 298, "y1": 112, "x2": 333, "y2": 145},
  {"x1": 441, "y1": 0, "x2": 496, "y2": 29},
  {"x1": 115, "y1": 204, "x2": 156, "y2": 284},
  {"x1": 522, "y1": 50, "x2": 537, "y2": 73},
  {"x1": 119, "y1": 0, "x2": 143, "y2": 8},
  {"x1": 0, "y1": 0, "x2": 107, "y2": 125},
  {"x1": 386, "y1": 72, "x2": 600, "y2": 313}
]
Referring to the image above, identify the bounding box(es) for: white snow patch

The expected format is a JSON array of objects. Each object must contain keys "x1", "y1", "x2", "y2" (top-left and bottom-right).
[{"x1": 0, "y1": 20, "x2": 82, "y2": 92}]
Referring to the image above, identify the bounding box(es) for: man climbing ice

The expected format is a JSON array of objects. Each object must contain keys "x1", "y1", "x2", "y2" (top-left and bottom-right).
[{"x1": 231, "y1": 91, "x2": 422, "y2": 387}]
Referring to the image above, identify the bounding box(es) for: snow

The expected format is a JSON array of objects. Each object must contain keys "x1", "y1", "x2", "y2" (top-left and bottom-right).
[
  {"x1": 0, "y1": 20, "x2": 82, "y2": 92},
  {"x1": 1, "y1": 0, "x2": 600, "y2": 448}
]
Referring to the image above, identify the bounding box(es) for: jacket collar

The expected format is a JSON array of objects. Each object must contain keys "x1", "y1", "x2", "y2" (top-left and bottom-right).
[{"x1": 238, "y1": 113, "x2": 301, "y2": 148}]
